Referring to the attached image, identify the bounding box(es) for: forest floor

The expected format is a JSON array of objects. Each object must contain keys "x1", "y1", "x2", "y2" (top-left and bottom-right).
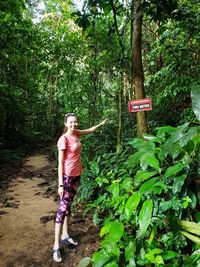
[{"x1": 0, "y1": 150, "x2": 99, "y2": 267}]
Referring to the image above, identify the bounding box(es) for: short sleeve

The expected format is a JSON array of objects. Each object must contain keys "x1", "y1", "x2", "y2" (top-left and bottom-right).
[
  {"x1": 57, "y1": 135, "x2": 67, "y2": 150},
  {"x1": 75, "y1": 131, "x2": 80, "y2": 138}
]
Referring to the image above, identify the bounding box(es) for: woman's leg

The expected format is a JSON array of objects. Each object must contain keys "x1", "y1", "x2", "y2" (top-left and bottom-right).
[
  {"x1": 61, "y1": 215, "x2": 78, "y2": 245},
  {"x1": 54, "y1": 222, "x2": 62, "y2": 249},
  {"x1": 54, "y1": 196, "x2": 68, "y2": 245},
  {"x1": 61, "y1": 215, "x2": 69, "y2": 239},
  {"x1": 60, "y1": 176, "x2": 80, "y2": 245},
  {"x1": 53, "y1": 186, "x2": 68, "y2": 262},
  {"x1": 53, "y1": 222, "x2": 63, "y2": 262},
  {"x1": 54, "y1": 175, "x2": 80, "y2": 250}
]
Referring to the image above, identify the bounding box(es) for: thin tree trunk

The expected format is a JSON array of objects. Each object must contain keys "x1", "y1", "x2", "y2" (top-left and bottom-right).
[
  {"x1": 48, "y1": 75, "x2": 58, "y2": 137},
  {"x1": 117, "y1": 77, "x2": 123, "y2": 153},
  {"x1": 110, "y1": 0, "x2": 125, "y2": 152},
  {"x1": 89, "y1": 13, "x2": 98, "y2": 126},
  {"x1": 132, "y1": 0, "x2": 148, "y2": 137}
]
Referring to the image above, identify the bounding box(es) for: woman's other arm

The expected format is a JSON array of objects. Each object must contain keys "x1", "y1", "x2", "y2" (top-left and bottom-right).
[{"x1": 58, "y1": 149, "x2": 65, "y2": 196}]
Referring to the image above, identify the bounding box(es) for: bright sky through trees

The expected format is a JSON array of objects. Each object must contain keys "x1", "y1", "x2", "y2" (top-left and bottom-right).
[
  {"x1": 32, "y1": 0, "x2": 84, "y2": 23},
  {"x1": 73, "y1": 0, "x2": 84, "y2": 11}
]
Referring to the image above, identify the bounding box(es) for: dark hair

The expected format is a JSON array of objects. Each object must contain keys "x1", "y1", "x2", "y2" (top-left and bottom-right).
[{"x1": 63, "y1": 113, "x2": 77, "y2": 134}]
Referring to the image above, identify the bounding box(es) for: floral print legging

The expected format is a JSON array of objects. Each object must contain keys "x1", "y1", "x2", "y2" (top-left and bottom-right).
[{"x1": 55, "y1": 175, "x2": 80, "y2": 224}]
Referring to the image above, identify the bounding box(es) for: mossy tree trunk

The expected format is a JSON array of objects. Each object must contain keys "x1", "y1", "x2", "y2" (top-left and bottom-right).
[{"x1": 132, "y1": 0, "x2": 148, "y2": 137}]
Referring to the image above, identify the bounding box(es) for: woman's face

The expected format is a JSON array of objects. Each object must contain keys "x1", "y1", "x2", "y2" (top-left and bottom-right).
[{"x1": 65, "y1": 116, "x2": 78, "y2": 132}]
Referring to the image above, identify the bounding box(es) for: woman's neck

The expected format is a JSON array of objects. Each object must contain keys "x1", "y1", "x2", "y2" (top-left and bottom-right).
[{"x1": 65, "y1": 130, "x2": 75, "y2": 136}]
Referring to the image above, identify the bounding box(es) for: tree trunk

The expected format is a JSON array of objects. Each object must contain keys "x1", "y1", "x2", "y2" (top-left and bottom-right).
[
  {"x1": 89, "y1": 12, "x2": 99, "y2": 127},
  {"x1": 48, "y1": 75, "x2": 57, "y2": 137},
  {"x1": 110, "y1": 0, "x2": 125, "y2": 152},
  {"x1": 132, "y1": 0, "x2": 148, "y2": 137}
]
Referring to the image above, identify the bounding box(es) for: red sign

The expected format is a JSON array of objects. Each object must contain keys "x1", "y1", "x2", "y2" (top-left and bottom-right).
[{"x1": 128, "y1": 98, "x2": 152, "y2": 112}]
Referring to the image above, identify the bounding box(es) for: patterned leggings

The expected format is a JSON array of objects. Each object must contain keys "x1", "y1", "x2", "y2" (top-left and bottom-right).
[{"x1": 55, "y1": 175, "x2": 80, "y2": 224}]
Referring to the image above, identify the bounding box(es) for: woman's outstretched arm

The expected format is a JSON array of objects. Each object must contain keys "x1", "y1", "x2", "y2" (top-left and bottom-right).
[{"x1": 77, "y1": 119, "x2": 107, "y2": 135}]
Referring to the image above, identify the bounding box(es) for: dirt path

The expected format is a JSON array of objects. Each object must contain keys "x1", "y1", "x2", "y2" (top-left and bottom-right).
[{"x1": 0, "y1": 153, "x2": 99, "y2": 267}]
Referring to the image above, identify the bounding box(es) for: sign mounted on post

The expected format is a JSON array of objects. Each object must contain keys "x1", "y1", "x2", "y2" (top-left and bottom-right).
[{"x1": 128, "y1": 98, "x2": 152, "y2": 113}]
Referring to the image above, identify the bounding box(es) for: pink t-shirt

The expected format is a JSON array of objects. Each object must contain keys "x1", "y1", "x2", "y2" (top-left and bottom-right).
[{"x1": 57, "y1": 133, "x2": 82, "y2": 176}]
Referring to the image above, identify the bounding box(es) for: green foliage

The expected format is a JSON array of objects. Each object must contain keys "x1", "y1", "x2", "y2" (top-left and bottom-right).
[
  {"x1": 178, "y1": 220, "x2": 200, "y2": 245},
  {"x1": 145, "y1": 0, "x2": 200, "y2": 126},
  {"x1": 138, "y1": 200, "x2": 153, "y2": 238},
  {"x1": 1, "y1": 0, "x2": 200, "y2": 265},
  {"x1": 1, "y1": 0, "x2": 199, "y2": 156},
  {"x1": 191, "y1": 85, "x2": 200, "y2": 121},
  {"x1": 79, "y1": 122, "x2": 200, "y2": 266},
  {"x1": 143, "y1": 0, "x2": 179, "y2": 21}
]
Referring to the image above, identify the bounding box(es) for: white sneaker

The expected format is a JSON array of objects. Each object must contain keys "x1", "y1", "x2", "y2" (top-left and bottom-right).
[{"x1": 53, "y1": 249, "x2": 62, "y2": 262}]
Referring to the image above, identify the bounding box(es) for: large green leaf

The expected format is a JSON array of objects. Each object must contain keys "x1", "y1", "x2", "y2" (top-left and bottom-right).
[
  {"x1": 109, "y1": 220, "x2": 124, "y2": 242},
  {"x1": 92, "y1": 251, "x2": 110, "y2": 267},
  {"x1": 170, "y1": 123, "x2": 190, "y2": 143},
  {"x1": 172, "y1": 173, "x2": 187, "y2": 194},
  {"x1": 128, "y1": 138, "x2": 145, "y2": 148},
  {"x1": 178, "y1": 220, "x2": 200, "y2": 236},
  {"x1": 190, "y1": 250, "x2": 200, "y2": 265},
  {"x1": 78, "y1": 257, "x2": 91, "y2": 267},
  {"x1": 143, "y1": 134, "x2": 163, "y2": 143},
  {"x1": 178, "y1": 126, "x2": 200, "y2": 147},
  {"x1": 156, "y1": 126, "x2": 176, "y2": 138},
  {"x1": 134, "y1": 170, "x2": 158, "y2": 187},
  {"x1": 100, "y1": 223, "x2": 111, "y2": 237},
  {"x1": 148, "y1": 225, "x2": 157, "y2": 246},
  {"x1": 103, "y1": 262, "x2": 118, "y2": 267},
  {"x1": 128, "y1": 138, "x2": 155, "y2": 150},
  {"x1": 101, "y1": 240, "x2": 120, "y2": 258},
  {"x1": 101, "y1": 220, "x2": 124, "y2": 243},
  {"x1": 152, "y1": 181, "x2": 167, "y2": 195},
  {"x1": 125, "y1": 192, "x2": 141, "y2": 220},
  {"x1": 162, "y1": 251, "x2": 179, "y2": 260},
  {"x1": 126, "y1": 260, "x2": 136, "y2": 267},
  {"x1": 180, "y1": 231, "x2": 200, "y2": 245},
  {"x1": 163, "y1": 139, "x2": 181, "y2": 159},
  {"x1": 191, "y1": 85, "x2": 200, "y2": 121},
  {"x1": 127, "y1": 150, "x2": 145, "y2": 169},
  {"x1": 164, "y1": 162, "x2": 187, "y2": 178},
  {"x1": 139, "y1": 177, "x2": 158, "y2": 194},
  {"x1": 108, "y1": 183, "x2": 119, "y2": 200},
  {"x1": 125, "y1": 241, "x2": 136, "y2": 262},
  {"x1": 138, "y1": 200, "x2": 153, "y2": 234},
  {"x1": 140, "y1": 152, "x2": 160, "y2": 171},
  {"x1": 155, "y1": 255, "x2": 164, "y2": 265}
]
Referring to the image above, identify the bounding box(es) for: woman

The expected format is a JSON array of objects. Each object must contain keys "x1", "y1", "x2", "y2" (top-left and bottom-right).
[{"x1": 53, "y1": 113, "x2": 107, "y2": 262}]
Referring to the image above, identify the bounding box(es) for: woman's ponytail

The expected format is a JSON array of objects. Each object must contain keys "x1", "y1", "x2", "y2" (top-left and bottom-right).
[{"x1": 63, "y1": 126, "x2": 67, "y2": 134}]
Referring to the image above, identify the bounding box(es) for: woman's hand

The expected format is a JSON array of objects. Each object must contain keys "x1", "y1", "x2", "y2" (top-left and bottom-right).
[
  {"x1": 100, "y1": 119, "x2": 107, "y2": 126},
  {"x1": 58, "y1": 186, "x2": 64, "y2": 197}
]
